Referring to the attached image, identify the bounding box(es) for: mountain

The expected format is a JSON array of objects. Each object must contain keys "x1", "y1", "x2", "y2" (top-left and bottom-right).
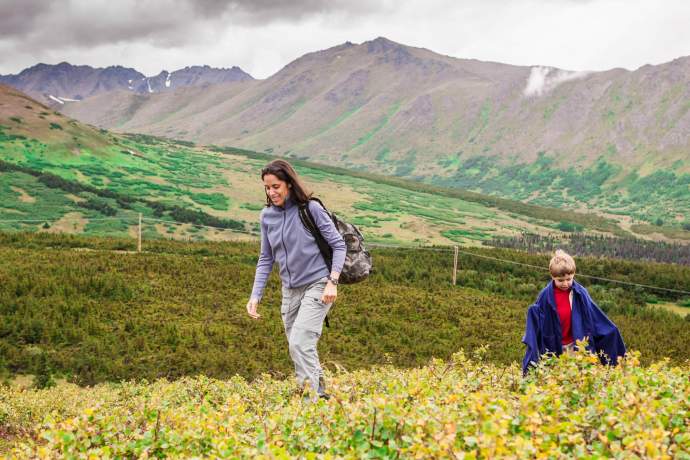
[
  {"x1": 10, "y1": 84, "x2": 681, "y2": 244},
  {"x1": 9, "y1": 38, "x2": 690, "y2": 226},
  {"x1": 137, "y1": 65, "x2": 253, "y2": 93},
  {"x1": 60, "y1": 37, "x2": 533, "y2": 161},
  {"x1": 0, "y1": 62, "x2": 253, "y2": 106},
  {"x1": 55, "y1": 38, "x2": 690, "y2": 226},
  {"x1": 56, "y1": 37, "x2": 690, "y2": 170}
]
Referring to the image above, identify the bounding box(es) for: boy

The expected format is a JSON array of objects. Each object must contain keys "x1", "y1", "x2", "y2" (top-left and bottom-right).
[{"x1": 522, "y1": 250, "x2": 626, "y2": 374}]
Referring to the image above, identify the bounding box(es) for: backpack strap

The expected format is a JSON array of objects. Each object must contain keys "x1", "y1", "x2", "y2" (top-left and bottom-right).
[
  {"x1": 298, "y1": 198, "x2": 335, "y2": 328},
  {"x1": 298, "y1": 198, "x2": 334, "y2": 271}
]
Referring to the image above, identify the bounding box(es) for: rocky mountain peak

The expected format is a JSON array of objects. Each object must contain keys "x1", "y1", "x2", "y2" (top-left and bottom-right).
[
  {"x1": 0, "y1": 62, "x2": 253, "y2": 104},
  {"x1": 365, "y1": 37, "x2": 405, "y2": 54}
]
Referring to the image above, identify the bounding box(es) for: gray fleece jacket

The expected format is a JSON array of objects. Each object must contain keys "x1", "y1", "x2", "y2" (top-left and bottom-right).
[{"x1": 250, "y1": 197, "x2": 346, "y2": 300}]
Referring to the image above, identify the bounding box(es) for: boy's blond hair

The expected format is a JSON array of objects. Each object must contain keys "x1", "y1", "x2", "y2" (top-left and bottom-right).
[{"x1": 549, "y1": 249, "x2": 576, "y2": 276}]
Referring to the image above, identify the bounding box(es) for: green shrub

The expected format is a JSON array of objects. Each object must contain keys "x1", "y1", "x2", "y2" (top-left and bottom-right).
[
  {"x1": 33, "y1": 352, "x2": 55, "y2": 389},
  {"x1": 556, "y1": 221, "x2": 585, "y2": 232},
  {"x1": 0, "y1": 231, "x2": 687, "y2": 387}
]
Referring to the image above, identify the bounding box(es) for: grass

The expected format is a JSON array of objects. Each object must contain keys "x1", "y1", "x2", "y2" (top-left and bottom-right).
[
  {"x1": 3, "y1": 350, "x2": 688, "y2": 458},
  {"x1": 1, "y1": 133, "x2": 582, "y2": 246},
  {"x1": 3, "y1": 125, "x2": 688, "y2": 244},
  {"x1": 0, "y1": 230, "x2": 688, "y2": 457},
  {"x1": 434, "y1": 152, "x2": 690, "y2": 231},
  {"x1": 351, "y1": 101, "x2": 401, "y2": 150},
  {"x1": 0, "y1": 228, "x2": 686, "y2": 428},
  {"x1": 649, "y1": 301, "x2": 690, "y2": 317}
]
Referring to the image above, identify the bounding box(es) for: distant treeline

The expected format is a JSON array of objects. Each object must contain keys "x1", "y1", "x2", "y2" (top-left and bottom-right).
[
  {"x1": 0, "y1": 159, "x2": 245, "y2": 231},
  {"x1": 487, "y1": 233, "x2": 690, "y2": 266},
  {"x1": 0, "y1": 231, "x2": 687, "y2": 387}
]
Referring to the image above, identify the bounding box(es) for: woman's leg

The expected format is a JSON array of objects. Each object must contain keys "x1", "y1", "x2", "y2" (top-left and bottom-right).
[
  {"x1": 280, "y1": 284, "x2": 303, "y2": 343},
  {"x1": 286, "y1": 278, "x2": 331, "y2": 396}
]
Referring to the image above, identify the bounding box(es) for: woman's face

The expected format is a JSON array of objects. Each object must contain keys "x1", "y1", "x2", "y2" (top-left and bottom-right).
[{"x1": 263, "y1": 173, "x2": 290, "y2": 206}]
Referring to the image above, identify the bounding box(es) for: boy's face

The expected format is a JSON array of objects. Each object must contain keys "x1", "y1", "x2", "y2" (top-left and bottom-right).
[{"x1": 552, "y1": 273, "x2": 575, "y2": 291}]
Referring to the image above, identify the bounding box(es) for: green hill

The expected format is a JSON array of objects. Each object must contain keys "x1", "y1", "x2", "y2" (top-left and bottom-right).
[{"x1": 3, "y1": 84, "x2": 689, "y2": 243}]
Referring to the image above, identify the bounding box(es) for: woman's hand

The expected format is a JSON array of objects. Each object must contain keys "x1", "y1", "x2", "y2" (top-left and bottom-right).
[
  {"x1": 246, "y1": 298, "x2": 261, "y2": 319},
  {"x1": 321, "y1": 282, "x2": 337, "y2": 304}
]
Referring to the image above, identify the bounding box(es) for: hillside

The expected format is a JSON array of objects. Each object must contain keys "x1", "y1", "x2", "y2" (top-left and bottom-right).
[
  {"x1": 48, "y1": 37, "x2": 690, "y2": 226},
  {"x1": 9, "y1": 85, "x2": 684, "y2": 244},
  {"x1": 0, "y1": 84, "x2": 118, "y2": 156}
]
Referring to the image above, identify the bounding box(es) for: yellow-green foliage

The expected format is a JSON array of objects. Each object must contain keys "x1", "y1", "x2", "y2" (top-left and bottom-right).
[{"x1": 3, "y1": 348, "x2": 689, "y2": 458}]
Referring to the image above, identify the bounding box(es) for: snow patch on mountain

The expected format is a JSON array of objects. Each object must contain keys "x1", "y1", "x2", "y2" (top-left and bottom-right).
[{"x1": 48, "y1": 95, "x2": 80, "y2": 104}]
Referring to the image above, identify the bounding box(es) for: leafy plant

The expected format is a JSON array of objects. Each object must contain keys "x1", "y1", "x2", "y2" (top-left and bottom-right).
[{"x1": 3, "y1": 349, "x2": 688, "y2": 458}]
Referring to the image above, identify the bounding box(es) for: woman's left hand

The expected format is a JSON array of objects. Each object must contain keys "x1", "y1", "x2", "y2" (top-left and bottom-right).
[{"x1": 321, "y1": 282, "x2": 337, "y2": 304}]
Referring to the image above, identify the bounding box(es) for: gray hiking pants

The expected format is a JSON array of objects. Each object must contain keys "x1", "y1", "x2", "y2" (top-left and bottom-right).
[{"x1": 281, "y1": 277, "x2": 332, "y2": 395}]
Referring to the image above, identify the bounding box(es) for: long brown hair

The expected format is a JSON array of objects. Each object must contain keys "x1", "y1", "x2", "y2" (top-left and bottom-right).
[{"x1": 261, "y1": 159, "x2": 312, "y2": 207}]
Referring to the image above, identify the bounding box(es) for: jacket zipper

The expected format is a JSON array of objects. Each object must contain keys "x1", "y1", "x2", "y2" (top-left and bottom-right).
[{"x1": 281, "y1": 209, "x2": 292, "y2": 286}]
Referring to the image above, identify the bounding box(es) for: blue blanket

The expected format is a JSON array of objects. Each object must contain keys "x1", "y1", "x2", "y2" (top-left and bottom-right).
[{"x1": 522, "y1": 280, "x2": 626, "y2": 374}]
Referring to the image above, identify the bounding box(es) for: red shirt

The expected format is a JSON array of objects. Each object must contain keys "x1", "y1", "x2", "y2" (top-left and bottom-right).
[{"x1": 554, "y1": 285, "x2": 573, "y2": 345}]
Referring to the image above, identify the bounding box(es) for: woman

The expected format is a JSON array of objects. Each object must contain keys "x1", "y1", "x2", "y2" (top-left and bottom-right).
[{"x1": 247, "y1": 159, "x2": 346, "y2": 400}]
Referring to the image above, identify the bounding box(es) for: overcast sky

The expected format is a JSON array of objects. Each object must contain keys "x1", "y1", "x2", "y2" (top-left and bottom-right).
[{"x1": 1, "y1": 0, "x2": 689, "y2": 78}]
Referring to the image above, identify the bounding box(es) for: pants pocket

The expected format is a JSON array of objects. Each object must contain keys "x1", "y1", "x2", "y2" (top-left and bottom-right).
[{"x1": 304, "y1": 278, "x2": 329, "y2": 307}]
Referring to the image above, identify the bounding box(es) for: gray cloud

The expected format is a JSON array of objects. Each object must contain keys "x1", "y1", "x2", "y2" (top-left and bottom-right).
[
  {"x1": 0, "y1": 0, "x2": 47, "y2": 37},
  {"x1": 221, "y1": 0, "x2": 383, "y2": 22},
  {"x1": 188, "y1": 0, "x2": 384, "y2": 20},
  {"x1": 0, "y1": 0, "x2": 688, "y2": 78},
  {"x1": 0, "y1": 0, "x2": 383, "y2": 49},
  {"x1": 1, "y1": 1, "x2": 216, "y2": 49}
]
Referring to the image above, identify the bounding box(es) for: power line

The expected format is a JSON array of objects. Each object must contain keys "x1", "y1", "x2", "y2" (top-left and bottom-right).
[
  {"x1": 1, "y1": 215, "x2": 688, "y2": 295},
  {"x1": 374, "y1": 243, "x2": 690, "y2": 295},
  {"x1": 570, "y1": 273, "x2": 690, "y2": 295},
  {"x1": 452, "y1": 248, "x2": 690, "y2": 295}
]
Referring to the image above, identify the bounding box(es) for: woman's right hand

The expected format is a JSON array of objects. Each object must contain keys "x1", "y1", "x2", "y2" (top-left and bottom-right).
[{"x1": 246, "y1": 298, "x2": 261, "y2": 319}]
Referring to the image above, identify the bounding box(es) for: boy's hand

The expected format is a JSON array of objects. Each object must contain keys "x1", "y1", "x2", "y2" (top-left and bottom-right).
[{"x1": 246, "y1": 298, "x2": 261, "y2": 319}]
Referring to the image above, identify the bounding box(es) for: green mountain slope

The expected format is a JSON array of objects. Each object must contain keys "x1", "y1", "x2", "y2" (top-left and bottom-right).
[
  {"x1": 54, "y1": 38, "x2": 690, "y2": 226},
  {"x1": 7, "y1": 85, "x2": 670, "y2": 244}
]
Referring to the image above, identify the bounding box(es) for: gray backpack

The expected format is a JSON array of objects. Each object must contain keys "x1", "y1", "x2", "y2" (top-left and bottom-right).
[{"x1": 298, "y1": 197, "x2": 372, "y2": 284}]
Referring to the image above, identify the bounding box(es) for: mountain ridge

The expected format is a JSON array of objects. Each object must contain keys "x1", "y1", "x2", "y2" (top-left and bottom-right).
[
  {"x1": 0, "y1": 62, "x2": 254, "y2": 105},
  {"x1": 3, "y1": 37, "x2": 689, "y2": 225},
  {"x1": 53, "y1": 37, "x2": 690, "y2": 169}
]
